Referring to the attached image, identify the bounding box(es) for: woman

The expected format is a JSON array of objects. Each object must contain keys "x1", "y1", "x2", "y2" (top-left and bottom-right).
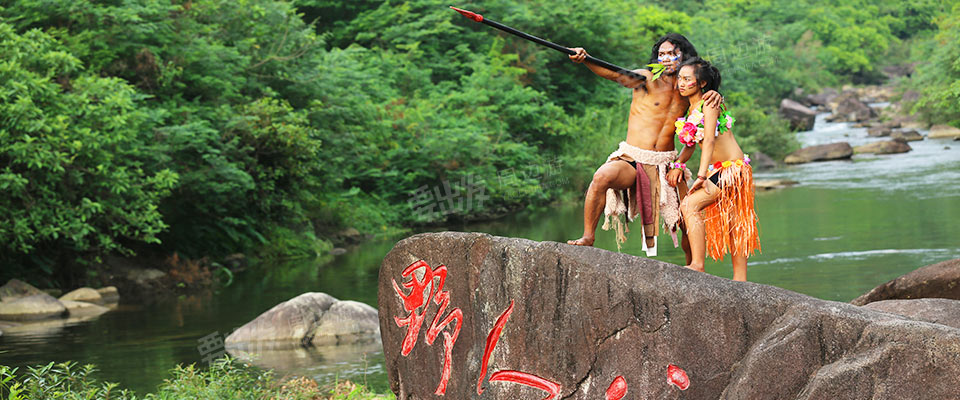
[{"x1": 671, "y1": 57, "x2": 759, "y2": 281}]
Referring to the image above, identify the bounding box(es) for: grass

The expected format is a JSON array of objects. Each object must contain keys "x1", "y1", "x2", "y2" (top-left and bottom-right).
[{"x1": 0, "y1": 357, "x2": 394, "y2": 400}]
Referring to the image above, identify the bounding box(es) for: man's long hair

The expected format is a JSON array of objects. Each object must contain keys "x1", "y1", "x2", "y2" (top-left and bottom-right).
[{"x1": 648, "y1": 33, "x2": 699, "y2": 66}]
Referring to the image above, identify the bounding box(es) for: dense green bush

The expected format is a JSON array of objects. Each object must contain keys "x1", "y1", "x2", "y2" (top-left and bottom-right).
[{"x1": 910, "y1": 3, "x2": 960, "y2": 127}]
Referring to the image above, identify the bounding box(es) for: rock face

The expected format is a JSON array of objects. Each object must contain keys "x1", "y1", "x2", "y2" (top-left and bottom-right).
[
  {"x1": 225, "y1": 292, "x2": 379, "y2": 351},
  {"x1": 754, "y1": 179, "x2": 799, "y2": 190},
  {"x1": 891, "y1": 129, "x2": 923, "y2": 142},
  {"x1": 851, "y1": 259, "x2": 960, "y2": 306},
  {"x1": 60, "y1": 300, "x2": 110, "y2": 318},
  {"x1": 784, "y1": 142, "x2": 853, "y2": 164},
  {"x1": 929, "y1": 124, "x2": 960, "y2": 139},
  {"x1": 379, "y1": 233, "x2": 960, "y2": 400},
  {"x1": 97, "y1": 286, "x2": 120, "y2": 303},
  {"x1": 749, "y1": 151, "x2": 777, "y2": 170},
  {"x1": 60, "y1": 288, "x2": 104, "y2": 304},
  {"x1": 0, "y1": 279, "x2": 45, "y2": 301},
  {"x1": 829, "y1": 95, "x2": 877, "y2": 122},
  {"x1": 0, "y1": 294, "x2": 68, "y2": 321},
  {"x1": 779, "y1": 99, "x2": 817, "y2": 131},
  {"x1": 806, "y1": 87, "x2": 839, "y2": 107},
  {"x1": 863, "y1": 299, "x2": 960, "y2": 329},
  {"x1": 853, "y1": 140, "x2": 911, "y2": 154}
]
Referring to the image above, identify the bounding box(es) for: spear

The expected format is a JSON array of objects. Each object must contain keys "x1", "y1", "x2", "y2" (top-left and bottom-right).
[{"x1": 450, "y1": 6, "x2": 660, "y2": 82}]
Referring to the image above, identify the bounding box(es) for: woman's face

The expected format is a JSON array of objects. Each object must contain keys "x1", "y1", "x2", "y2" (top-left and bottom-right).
[{"x1": 677, "y1": 65, "x2": 701, "y2": 97}]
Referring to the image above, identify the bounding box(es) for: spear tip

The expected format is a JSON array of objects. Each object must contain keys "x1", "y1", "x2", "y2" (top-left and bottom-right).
[{"x1": 450, "y1": 6, "x2": 483, "y2": 22}]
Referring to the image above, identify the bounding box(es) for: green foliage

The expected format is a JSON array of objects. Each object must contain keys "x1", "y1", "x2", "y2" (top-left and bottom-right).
[
  {"x1": 0, "y1": 24, "x2": 177, "y2": 271},
  {"x1": 0, "y1": 358, "x2": 393, "y2": 399},
  {"x1": 910, "y1": 4, "x2": 960, "y2": 127}
]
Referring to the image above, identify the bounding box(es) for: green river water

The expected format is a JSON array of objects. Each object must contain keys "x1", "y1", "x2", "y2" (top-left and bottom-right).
[{"x1": 1, "y1": 113, "x2": 958, "y2": 394}]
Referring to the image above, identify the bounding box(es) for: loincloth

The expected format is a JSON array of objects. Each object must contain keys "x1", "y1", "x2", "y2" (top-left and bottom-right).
[
  {"x1": 601, "y1": 142, "x2": 689, "y2": 254},
  {"x1": 703, "y1": 160, "x2": 761, "y2": 260}
]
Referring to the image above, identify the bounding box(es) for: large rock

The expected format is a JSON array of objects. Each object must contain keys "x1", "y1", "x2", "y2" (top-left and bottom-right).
[
  {"x1": 853, "y1": 140, "x2": 911, "y2": 154},
  {"x1": 851, "y1": 259, "x2": 960, "y2": 306},
  {"x1": 60, "y1": 300, "x2": 110, "y2": 318},
  {"x1": 779, "y1": 98, "x2": 817, "y2": 131},
  {"x1": 225, "y1": 292, "x2": 379, "y2": 351},
  {"x1": 891, "y1": 129, "x2": 923, "y2": 142},
  {"x1": 0, "y1": 279, "x2": 46, "y2": 302},
  {"x1": 97, "y1": 286, "x2": 120, "y2": 303},
  {"x1": 0, "y1": 294, "x2": 67, "y2": 321},
  {"x1": 863, "y1": 299, "x2": 960, "y2": 330},
  {"x1": 379, "y1": 233, "x2": 960, "y2": 400},
  {"x1": 867, "y1": 126, "x2": 892, "y2": 137},
  {"x1": 60, "y1": 287, "x2": 104, "y2": 304},
  {"x1": 830, "y1": 95, "x2": 878, "y2": 122},
  {"x1": 806, "y1": 87, "x2": 839, "y2": 107},
  {"x1": 929, "y1": 124, "x2": 960, "y2": 139},
  {"x1": 754, "y1": 179, "x2": 799, "y2": 190},
  {"x1": 749, "y1": 151, "x2": 777, "y2": 170},
  {"x1": 784, "y1": 142, "x2": 853, "y2": 164}
]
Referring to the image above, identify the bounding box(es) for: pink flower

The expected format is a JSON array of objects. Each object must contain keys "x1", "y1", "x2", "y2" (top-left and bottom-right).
[{"x1": 682, "y1": 122, "x2": 697, "y2": 136}]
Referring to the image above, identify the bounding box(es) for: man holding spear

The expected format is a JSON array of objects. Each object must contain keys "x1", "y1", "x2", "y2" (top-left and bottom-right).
[
  {"x1": 566, "y1": 34, "x2": 720, "y2": 259},
  {"x1": 451, "y1": 8, "x2": 720, "y2": 259}
]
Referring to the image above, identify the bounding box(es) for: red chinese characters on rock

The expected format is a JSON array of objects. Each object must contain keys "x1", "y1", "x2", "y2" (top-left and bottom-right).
[
  {"x1": 476, "y1": 300, "x2": 562, "y2": 400},
  {"x1": 393, "y1": 260, "x2": 691, "y2": 398},
  {"x1": 392, "y1": 260, "x2": 463, "y2": 395}
]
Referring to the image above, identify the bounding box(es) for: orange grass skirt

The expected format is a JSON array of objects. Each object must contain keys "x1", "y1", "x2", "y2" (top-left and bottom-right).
[{"x1": 703, "y1": 163, "x2": 761, "y2": 261}]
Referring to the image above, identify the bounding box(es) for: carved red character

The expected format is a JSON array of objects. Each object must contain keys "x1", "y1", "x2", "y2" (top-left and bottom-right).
[
  {"x1": 392, "y1": 260, "x2": 463, "y2": 395},
  {"x1": 605, "y1": 376, "x2": 627, "y2": 400},
  {"x1": 476, "y1": 300, "x2": 562, "y2": 400}
]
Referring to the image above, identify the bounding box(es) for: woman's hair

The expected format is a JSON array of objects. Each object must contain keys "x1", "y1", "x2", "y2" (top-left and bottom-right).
[
  {"x1": 649, "y1": 33, "x2": 699, "y2": 66},
  {"x1": 679, "y1": 57, "x2": 721, "y2": 93}
]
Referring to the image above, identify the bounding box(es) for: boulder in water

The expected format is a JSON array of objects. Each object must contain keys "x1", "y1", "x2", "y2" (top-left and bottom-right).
[
  {"x1": 97, "y1": 286, "x2": 120, "y2": 303},
  {"x1": 805, "y1": 87, "x2": 839, "y2": 107},
  {"x1": 891, "y1": 129, "x2": 923, "y2": 142},
  {"x1": 0, "y1": 294, "x2": 68, "y2": 321},
  {"x1": 0, "y1": 279, "x2": 45, "y2": 302},
  {"x1": 863, "y1": 298, "x2": 960, "y2": 330},
  {"x1": 754, "y1": 179, "x2": 799, "y2": 190},
  {"x1": 784, "y1": 142, "x2": 853, "y2": 164},
  {"x1": 851, "y1": 258, "x2": 960, "y2": 305},
  {"x1": 830, "y1": 95, "x2": 877, "y2": 122},
  {"x1": 779, "y1": 98, "x2": 816, "y2": 131},
  {"x1": 379, "y1": 232, "x2": 960, "y2": 399},
  {"x1": 61, "y1": 300, "x2": 110, "y2": 318},
  {"x1": 929, "y1": 124, "x2": 960, "y2": 139},
  {"x1": 60, "y1": 288, "x2": 104, "y2": 305},
  {"x1": 854, "y1": 141, "x2": 911, "y2": 154},
  {"x1": 225, "y1": 292, "x2": 379, "y2": 351},
  {"x1": 748, "y1": 151, "x2": 777, "y2": 170}
]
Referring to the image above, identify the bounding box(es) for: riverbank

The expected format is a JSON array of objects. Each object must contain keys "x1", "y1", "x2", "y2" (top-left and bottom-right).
[{"x1": 0, "y1": 358, "x2": 392, "y2": 399}]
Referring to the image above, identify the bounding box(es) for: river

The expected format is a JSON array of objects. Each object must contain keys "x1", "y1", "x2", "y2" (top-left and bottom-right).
[{"x1": 1, "y1": 113, "x2": 958, "y2": 394}]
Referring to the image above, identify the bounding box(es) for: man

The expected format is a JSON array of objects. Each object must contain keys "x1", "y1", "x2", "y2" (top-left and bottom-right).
[{"x1": 565, "y1": 33, "x2": 720, "y2": 260}]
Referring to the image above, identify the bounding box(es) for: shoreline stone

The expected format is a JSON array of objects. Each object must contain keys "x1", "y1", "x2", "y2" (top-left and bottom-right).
[
  {"x1": 851, "y1": 258, "x2": 960, "y2": 306},
  {"x1": 784, "y1": 142, "x2": 853, "y2": 164}
]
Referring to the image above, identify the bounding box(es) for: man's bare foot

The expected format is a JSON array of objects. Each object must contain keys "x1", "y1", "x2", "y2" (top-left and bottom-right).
[
  {"x1": 567, "y1": 237, "x2": 595, "y2": 246},
  {"x1": 683, "y1": 265, "x2": 705, "y2": 272}
]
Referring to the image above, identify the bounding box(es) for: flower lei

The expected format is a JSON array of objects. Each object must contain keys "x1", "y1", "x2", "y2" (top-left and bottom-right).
[{"x1": 674, "y1": 101, "x2": 736, "y2": 147}]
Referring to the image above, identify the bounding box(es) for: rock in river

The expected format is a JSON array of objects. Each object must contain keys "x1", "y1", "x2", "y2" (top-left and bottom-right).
[
  {"x1": 60, "y1": 287, "x2": 104, "y2": 305},
  {"x1": 851, "y1": 258, "x2": 960, "y2": 306},
  {"x1": 0, "y1": 279, "x2": 46, "y2": 301},
  {"x1": 853, "y1": 140, "x2": 911, "y2": 154},
  {"x1": 379, "y1": 232, "x2": 960, "y2": 399},
  {"x1": 784, "y1": 142, "x2": 853, "y2": 164},
  {"x1": 779, "y1": 98, "x2": 816, "y2": 131},
  {"x1": 863, "y1": 298, "x2": 960, "y2": 330},
  {"x1": 0, "y1": 294, "x2": 68, "y2": 321},
  {"x1": 225, "y1": 292, "x2": 380, "y2": 351}
]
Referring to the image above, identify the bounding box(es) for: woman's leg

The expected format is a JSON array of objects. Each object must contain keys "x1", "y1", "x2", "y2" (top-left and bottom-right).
[
  {"x1": 731, "y1": 253, "x2": 747, "y2": 281},
  {"x1": 679, "y1": 180, "x2": 721, "y2": 272}
]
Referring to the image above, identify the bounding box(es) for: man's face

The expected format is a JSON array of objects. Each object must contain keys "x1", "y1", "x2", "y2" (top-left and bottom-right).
[{"x1": 657, "y1": 42, "x2": 682, "y2": 74}]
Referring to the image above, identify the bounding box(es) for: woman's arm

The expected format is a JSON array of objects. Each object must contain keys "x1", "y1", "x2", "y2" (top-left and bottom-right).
[{"x1": 690, "y1": 105, "x2": 720, "y2": 193}]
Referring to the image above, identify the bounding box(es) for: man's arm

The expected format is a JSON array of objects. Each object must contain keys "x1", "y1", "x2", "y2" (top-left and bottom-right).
[{"x1": 569, "y1": 47, "x2": 648, "y2": 89}]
